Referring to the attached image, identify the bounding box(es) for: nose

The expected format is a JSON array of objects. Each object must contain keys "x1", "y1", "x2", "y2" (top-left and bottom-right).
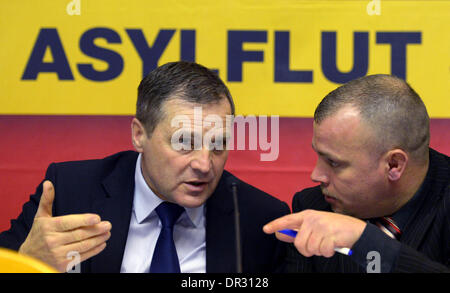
[
  {"x1": 310, "y1": 159, "x2": 329, "y2": 185},
  {"x1": 190, "y1": 148, "x2": 212, "y2": 174}
]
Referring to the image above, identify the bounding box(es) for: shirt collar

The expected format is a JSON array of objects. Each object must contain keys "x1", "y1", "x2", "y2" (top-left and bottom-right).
[{"x1": 133, "y1": 154, "x2": 205, "y2": 227}]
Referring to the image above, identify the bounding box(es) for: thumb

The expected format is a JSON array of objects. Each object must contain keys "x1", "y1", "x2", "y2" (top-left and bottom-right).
[{"x1": 36, "y1": 180, "x2": 55, "y2": 218}]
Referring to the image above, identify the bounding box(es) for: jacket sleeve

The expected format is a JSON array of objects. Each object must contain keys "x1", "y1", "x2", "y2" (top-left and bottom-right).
[
  {"x1": 0, "y1": 163, "x2": 57, "y2": 251},
  {"x1": 393, "y1": 244, "x2": 450, "y2": 273},
  {"x1": 283, "y1": 191, "x2": 316, "y2": 272},
  {"x1": 272, "y1": 201, "x2": 291, "y2": 273}
]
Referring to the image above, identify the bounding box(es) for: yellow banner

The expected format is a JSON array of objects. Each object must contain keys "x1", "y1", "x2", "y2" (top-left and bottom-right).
[{"x1": 0, "y1": 0, "x2": 449, "y2": 117}]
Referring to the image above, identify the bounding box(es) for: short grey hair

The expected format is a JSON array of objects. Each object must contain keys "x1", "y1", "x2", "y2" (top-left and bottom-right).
[
  {"x1": 136, "y1": 61, "x2": 235, "y2": 136},
  {"x1": 314, "y1": 74, "x2": 430, "y2": 164}
]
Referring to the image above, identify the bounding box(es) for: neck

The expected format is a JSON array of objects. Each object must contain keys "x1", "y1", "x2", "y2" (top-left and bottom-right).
[{"x1": 391, "y1": 158, "x2": 429, "y2": 214}]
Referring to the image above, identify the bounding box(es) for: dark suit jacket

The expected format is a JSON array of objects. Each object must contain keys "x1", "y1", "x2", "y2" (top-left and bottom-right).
[
  {"x1": 0, "y1": 151, "x2": 290, "y2": 273},
  {"x1": 285, "y1": 148, "x2": 450, "y2": 273}
]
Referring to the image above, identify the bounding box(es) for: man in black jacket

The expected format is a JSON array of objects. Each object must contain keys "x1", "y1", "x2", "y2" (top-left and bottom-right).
[{"x1": 264, "y1": 74, "x2": 449, "y2": 272}]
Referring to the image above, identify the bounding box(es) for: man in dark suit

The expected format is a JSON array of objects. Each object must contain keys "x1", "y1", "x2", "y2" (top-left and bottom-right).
[
  {"x1": 0, "y1": 61, "x2": 289, "y2": 273},
  {"x1": 264, "y1": 74, "x2": 449, "y2": 272}
]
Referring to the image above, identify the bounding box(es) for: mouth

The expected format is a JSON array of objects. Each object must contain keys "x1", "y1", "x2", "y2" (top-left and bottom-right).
[
  {"x1": 321, "y1": 189, "x2": 338, "y2": 202},
  {"x1": 324, "y1": 193, "x2": 339, "y2": 205},
  {"x1": 184, "y1": 180, "x2": 209, "y2": 192},
  {"x1": 321, "y1": 186, "x2": 336, "y2": 198}
]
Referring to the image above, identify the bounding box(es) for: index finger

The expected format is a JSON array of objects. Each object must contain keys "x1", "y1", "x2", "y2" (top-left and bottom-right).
[
  {"x1": 263, "y1": 212, "x2": 305, "y2": 234},
  {"x1": 51, "y1": 213, "x2": 101, "y2": 232}
]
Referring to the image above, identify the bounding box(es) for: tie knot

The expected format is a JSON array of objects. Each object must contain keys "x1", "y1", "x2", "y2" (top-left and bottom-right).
[
  {"x1": 155, "y1": 202, "x2": 185, "y2": 228},
  {"x1": 371, "y1": 216, "x2": 402, "y2": 239}
]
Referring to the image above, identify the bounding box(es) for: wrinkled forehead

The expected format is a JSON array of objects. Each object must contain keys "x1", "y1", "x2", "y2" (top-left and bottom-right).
[
  {"x1": 163, "y1": 98, "x2": 231, "y2": 117},
  {"x1": 160, "y1": 98, "x2": 233, "y2": 133}
]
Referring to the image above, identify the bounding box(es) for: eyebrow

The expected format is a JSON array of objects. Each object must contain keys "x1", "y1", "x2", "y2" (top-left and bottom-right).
[
  {"x1": 172, "y1": 130, "x2": 230, "y2": 144},
  {"x1": 311, "y1": 143, "x2": 342, "y2": 162}
]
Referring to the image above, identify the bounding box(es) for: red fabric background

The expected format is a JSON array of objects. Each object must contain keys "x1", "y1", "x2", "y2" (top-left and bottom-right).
[{"x1": 0, "y1": 115, "x2": 448, "y2": 231}]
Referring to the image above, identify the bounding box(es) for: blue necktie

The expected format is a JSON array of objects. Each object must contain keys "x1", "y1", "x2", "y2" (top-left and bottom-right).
[{"x1": 150, "y1": 202, "x2": 185, "y2": 273}]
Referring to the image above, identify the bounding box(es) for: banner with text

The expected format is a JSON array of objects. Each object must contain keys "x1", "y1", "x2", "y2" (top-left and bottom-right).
[{"x1": 1, "y1": 0, "x2": 449, "y2": 117}]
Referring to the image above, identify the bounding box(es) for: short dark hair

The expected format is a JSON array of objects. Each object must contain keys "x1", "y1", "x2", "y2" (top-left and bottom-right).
[
  {"x1": 136, "y1": 61, "x2": 235, "y2": 135},
  {"x1": 314, "y1": 74, "x2": 430, "y2": 163}
]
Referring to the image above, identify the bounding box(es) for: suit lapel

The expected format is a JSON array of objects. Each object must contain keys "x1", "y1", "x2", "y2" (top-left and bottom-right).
[
  {"x1": 90, "y1": 152, "x2": 138, "y2": 272},
  {"x1": 205, "y1": 172, "x2": 238, "y2": 273}
]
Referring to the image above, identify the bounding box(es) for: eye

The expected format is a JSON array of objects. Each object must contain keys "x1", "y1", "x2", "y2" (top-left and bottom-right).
[
  {"x1": 207, "y1": 141, "x2": 225, "y2": 153},
  {"x1": 177, "y1": 137, "x2": 189, "y2": 145},
  {"x1": 175, "y1": 136, "x2": 192, "y2": 152},
  {"x1": 327, "y1": 159, "x2": 339, "y2": 168},
  {"x1": 205, "y1": 135, "x2": 227, "y2": 153},
  {"x1": 212, "y1": 147, "x2": 225, "y2": 154}
]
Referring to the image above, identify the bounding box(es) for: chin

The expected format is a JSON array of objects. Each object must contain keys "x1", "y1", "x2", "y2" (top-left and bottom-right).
[
  {"x1": 175, "y1": 194, "x2": 210, "y2": 208},
  {"x1": 331, "y1": 206, "x2": 353, "y2": 216}
]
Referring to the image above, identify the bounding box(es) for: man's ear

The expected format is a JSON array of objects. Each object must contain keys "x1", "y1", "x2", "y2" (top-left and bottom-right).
[
  {"x1": 131, "y1": 118, "x2": 147, "y2": 152},
  {"x1": 385, "y1": 149, "x2": 409, "y2": 181}
]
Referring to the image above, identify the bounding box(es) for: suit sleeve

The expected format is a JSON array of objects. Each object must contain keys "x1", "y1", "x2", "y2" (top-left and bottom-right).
[
  {"x1": 283, "y1": 191, "x2": 316, "y2": 272},
  {"x1": 394, "y1": 244, "x2": 450, "y2": 272},
  {"x1": 0, "y1": 163, "x2": 57, "y2": 251},
  {"x1": 352, "y1": 223, "x2": 449, "y2": 273},
  {"x1": 272, "y1": 201, "x2": 291, "y2": 273}
]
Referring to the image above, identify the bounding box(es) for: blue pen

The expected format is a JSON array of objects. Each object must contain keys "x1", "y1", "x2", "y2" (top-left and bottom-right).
[{"x1": 278, "y1": 229, "x2": 353, "y2": 256}]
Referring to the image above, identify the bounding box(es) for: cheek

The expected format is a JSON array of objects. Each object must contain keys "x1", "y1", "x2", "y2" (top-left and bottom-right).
[
  {"x1": 143, "y1": 146, "x2": 186, "y2": 180},
  {"x1": 334, "y1": 171, "x2": 383, "y2": 202},
  {"x1": 164, "y1": 156, "x2": 191, "y2": 179},
  {"x1": 212, "y1": 152, "x2": 228, "y2": 172},
  {"x1": 330, "y1": 171, "x2": 365, "y2": 198}
]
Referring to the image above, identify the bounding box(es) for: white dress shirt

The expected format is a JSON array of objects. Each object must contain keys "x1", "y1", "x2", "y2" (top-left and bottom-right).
[{"x1": 120, "y1": 154, "x2": 206, "y2": 273}]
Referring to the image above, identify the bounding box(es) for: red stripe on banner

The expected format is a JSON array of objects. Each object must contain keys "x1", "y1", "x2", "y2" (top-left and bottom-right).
[
  {"x1": 0, "y1": 115, "x2": 449, "y2": 231},
  {"x1": 0, "y1": 115, "x2": 135, "y2": 232}
]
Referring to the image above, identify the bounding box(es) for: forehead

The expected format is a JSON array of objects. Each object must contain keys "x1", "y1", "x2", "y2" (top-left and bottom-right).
[
  {"x1": 163, "y1": 98, "x2": 231, "y2": 117},
  {"x1": 158, "y1": 98, "x2": 232, "y2": 133},
  {"x1": 312, "y1": 106, "x2": 371, "y2": 156}
]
